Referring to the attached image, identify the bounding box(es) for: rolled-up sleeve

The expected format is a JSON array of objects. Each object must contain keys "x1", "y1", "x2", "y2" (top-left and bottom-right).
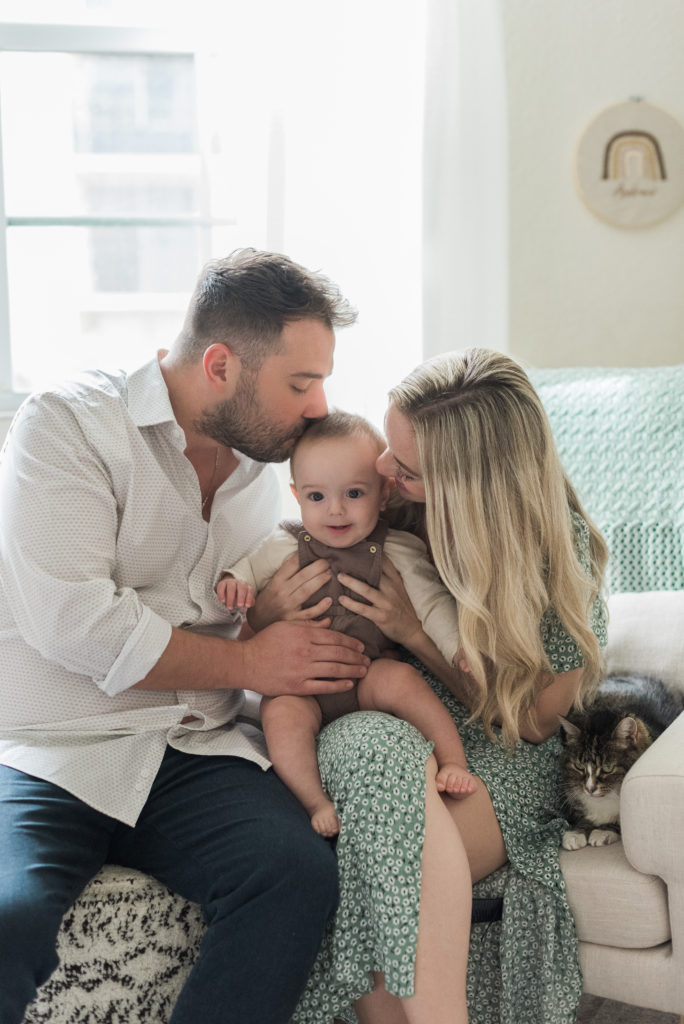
[{"x1": 0, "y1": 394, "x2": 171, "y2": 692}]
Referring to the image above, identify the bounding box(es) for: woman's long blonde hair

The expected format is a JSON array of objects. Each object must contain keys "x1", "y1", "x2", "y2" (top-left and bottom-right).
[{"x1": 389, "y1": 348, "x2": 608, "y2": 747}]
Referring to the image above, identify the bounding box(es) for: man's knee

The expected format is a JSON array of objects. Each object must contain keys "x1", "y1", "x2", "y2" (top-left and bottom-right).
[
  {"x1": 0, "y1": 887, "x2": 63, "y2": 1015},
  {"x1": 259, "y1": 822, "x2": 337, "y2": 906},
  {"x1": 281, "y1": 828, "x2": 338, "y2": 914},
  {"x1": 209, "y1": 818, "x2": 338, "y2": 929}
]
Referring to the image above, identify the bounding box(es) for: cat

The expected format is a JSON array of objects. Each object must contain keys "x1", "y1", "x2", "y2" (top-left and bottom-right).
[{"x1": 558, "y1": 674, "x2": 683, "y2": 851}]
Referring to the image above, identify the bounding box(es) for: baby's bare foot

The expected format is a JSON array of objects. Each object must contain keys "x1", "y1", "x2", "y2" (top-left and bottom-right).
[
  {"x1": 436, "y1": 763, "x2": 477, "y2": 799},
  {"x1": 311, "y1": 800, "x2": 340, "y2": 837}
]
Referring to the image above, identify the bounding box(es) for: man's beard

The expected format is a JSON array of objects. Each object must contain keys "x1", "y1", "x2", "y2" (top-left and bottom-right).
[{"x1": 194, "y1": 371, "x2": 307, "y2": 463}]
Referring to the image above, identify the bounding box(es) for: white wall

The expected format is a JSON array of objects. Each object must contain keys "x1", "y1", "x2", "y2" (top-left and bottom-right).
[{"x1": 503, "y1": 0, "x2": 684, "y2": 367}]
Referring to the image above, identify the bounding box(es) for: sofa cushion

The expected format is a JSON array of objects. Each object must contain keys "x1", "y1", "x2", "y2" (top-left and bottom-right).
[
  {"x1": 23, "y1": 865, "x2": 204, "y2": 1024},
  {"x1": 561, "y1": 841, "x2": 670, "y2": 948},
  {"x1": 604, "y1": 590, "x2": 684, "y2": 696}
]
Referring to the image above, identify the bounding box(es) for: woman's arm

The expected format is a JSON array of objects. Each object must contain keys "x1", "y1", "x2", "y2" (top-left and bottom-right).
[
  {"x1": 338, "y1": 560, "x2": 585, "y2": 743},
  {"x1": 401, "y1": 629, "x2": 477, "y2": 709},
  {"x1": 516, "y1": 667, "x2": 583, "y2": 743},
  {"x1": 384, "y1": 531, "x2": 461, "y2": 667}
]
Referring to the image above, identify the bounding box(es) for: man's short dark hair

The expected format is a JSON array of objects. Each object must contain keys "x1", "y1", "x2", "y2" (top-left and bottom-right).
[{"x1": 177, "y1": 248, "x2": 357, "y2": 367}]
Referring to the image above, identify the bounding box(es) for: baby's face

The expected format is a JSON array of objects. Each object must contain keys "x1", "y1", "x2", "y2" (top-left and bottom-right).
[{"x1": 292, "y1": 435, "x2": 387, "y2": 548}]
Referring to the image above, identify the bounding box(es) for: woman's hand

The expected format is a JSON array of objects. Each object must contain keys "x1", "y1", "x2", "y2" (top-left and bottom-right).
[
  {"x1": 337, "y1": 556, "x2": 423, "y2": 648},
  {"x1": 247, "y1": 552, "x2": 333, "y2": 632},
  {"x1": 338, "y1": 558, "x2": 478, "y2": 707}
]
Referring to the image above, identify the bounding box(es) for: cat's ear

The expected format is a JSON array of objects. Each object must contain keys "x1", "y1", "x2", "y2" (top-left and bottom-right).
[
  {"x1": 558, "y1": 715, "x2": 580, "y2": 740},
  {"x1": 613, "y1": 716, "x2": 638, "y2": 748}
]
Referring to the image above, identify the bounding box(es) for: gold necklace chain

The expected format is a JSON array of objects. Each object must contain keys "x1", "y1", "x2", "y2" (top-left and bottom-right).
[{"x1": 201, "y1": 446, "x2": 221, "y2": 512}]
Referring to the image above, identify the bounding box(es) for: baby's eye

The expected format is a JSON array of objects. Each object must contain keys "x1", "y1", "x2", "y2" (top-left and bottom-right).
[
  {"x1": 346, "y1": 488, "x2": 363, "y2": 499},
  {"x1": 307, "y1": 491, "x2": 324, "y2": 502}
]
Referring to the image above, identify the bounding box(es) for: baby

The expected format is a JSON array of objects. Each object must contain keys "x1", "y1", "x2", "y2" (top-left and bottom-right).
[{"x1": 217, "y1": 411, "x2": 475, "y2": 836}]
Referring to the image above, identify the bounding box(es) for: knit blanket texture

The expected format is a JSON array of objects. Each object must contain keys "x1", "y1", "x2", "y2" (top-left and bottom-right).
[{"x1": 529, "y1": 364, "x2": 684, "y2": 593}]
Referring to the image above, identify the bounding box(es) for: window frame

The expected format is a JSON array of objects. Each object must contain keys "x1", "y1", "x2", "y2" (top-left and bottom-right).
[{"x1": 0, "y1": 21, "x2": 211, "y2": 411}]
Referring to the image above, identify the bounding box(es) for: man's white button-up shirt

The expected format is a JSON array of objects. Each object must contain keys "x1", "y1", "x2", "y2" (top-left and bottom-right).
[{"x1": 0, "y1": 356, "x2": 280, "y2": 825}]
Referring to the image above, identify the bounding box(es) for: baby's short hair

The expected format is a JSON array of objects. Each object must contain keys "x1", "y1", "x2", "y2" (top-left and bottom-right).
[{"x1": 290, "y1": 409, "x2": 385, "y2": 479}]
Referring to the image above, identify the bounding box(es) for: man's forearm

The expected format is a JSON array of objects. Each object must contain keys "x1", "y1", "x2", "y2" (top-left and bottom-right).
[
  {"x1": 133, "y1": 626, "x2": 244, "y2": 692},
  {"x1": 133, "y1": 620, "x2": 369, "y2": 698}
]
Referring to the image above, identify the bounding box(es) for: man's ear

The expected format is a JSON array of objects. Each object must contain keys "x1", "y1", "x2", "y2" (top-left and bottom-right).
[{"x1": 202, "y1": 343, "x2": 240, "y2": 391}]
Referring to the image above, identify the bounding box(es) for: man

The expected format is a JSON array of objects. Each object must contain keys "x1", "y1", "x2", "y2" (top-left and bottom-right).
[{"x1": 0, "y1": 249, "x2": 369, "y2": 1024}]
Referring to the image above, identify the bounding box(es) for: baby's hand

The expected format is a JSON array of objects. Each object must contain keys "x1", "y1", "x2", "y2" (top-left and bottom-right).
[
  {"x1": 217, "y1": 574, "x2": 255, "y2": 612},
  {"x1": 455, "y1": 648, "x2": 472, "y2": 674}
]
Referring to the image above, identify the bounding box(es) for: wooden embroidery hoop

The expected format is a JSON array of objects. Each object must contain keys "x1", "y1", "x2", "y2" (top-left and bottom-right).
[{"x1": 575, "y1": 99, "x2": 684, "y2": 228}]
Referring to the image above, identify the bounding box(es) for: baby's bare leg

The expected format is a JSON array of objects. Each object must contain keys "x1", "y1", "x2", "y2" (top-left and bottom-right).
[
  {"x1": 357, "y1": 661, "x2": 476, "y2": 799},
  {"x1": 261, "y1": 694, "x2": 340, "y2": 836}
]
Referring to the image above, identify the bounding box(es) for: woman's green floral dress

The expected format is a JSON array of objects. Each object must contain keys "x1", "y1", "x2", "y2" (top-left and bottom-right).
[{"x1": 292, "y1": 513, "x2": 607, "y2": 1024}]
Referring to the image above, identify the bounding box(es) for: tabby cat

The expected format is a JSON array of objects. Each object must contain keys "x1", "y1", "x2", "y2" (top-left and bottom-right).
[{"x1": 558, "y1": 674, "x2": 683, "y2": 851}]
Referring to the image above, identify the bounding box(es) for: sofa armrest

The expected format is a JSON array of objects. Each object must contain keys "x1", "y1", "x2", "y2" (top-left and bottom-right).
[{"x1": 620, "y1": 711, "x2": 684, "y2": 882}]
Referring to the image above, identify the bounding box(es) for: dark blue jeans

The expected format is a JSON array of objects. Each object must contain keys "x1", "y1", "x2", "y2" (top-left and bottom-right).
[{"x1": 0, "y1": 748, "x2": 338, "y2": 1024}]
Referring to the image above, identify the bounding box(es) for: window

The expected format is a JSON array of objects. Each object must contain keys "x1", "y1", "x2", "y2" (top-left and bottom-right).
[
  {"x1": 0, "y1": 22, "x2": 253, "y2": 400},
  {"x1": 0, "y1": 4, "x2": 426, "y2": 434}
]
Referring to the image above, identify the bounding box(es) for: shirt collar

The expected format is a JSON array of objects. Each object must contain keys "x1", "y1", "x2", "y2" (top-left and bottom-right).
[
  {"x1": 125, "y1": 354, "x2": 270, "y2": 490},
  {"x1": 126, "y1": 354, "x2": 176, "y2": 429}
]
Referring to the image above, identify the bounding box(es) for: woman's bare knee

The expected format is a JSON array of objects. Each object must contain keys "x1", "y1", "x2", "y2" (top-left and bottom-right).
[{"x1": 443, "y1": 774, "x2": 507, "y2": 882}]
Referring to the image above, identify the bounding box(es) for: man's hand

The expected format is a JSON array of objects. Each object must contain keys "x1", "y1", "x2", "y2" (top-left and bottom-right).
[
  {"x1": 247, "y1": 552, "x2": 334, "y2": 631},
  {"x1": 238, "y1": 620, "x2": 370, "y2": 697}
]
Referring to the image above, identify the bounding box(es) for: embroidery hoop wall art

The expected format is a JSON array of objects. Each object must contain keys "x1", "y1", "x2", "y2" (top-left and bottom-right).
[{"x1": 576, "y1": 99, "x2": 684, "y2": 228}]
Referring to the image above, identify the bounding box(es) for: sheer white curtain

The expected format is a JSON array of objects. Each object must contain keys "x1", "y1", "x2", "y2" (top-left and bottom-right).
[
  {"x1": 422, "y1": 0, "x2": 508, "y2": 358},
  {"x1": 243, "y1": 0, "x2": 428, "y2": 512},
  {"x1": 206, "y1": 0, "x2": 508, "y2": 515},
  {"x1": 262, "y1": 0, "x2": 427, "y2": 433},
  {"x1": 259, "y1": 0, "x2": 508, "y2": 427}
]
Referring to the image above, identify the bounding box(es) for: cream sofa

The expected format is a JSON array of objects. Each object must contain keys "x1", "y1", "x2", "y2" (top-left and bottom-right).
[
  {"x1": 534, "y1": 363, "x2": 684, "y2": 1020},
  {"x1": 22, "y1": 364, "x2": 684, "y2": 1021},
  {"x1": 561, "y1": 591, "x2": 684, "y2": 1020}
]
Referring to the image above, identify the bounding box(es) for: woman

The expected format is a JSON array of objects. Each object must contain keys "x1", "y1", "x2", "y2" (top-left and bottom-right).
[{"x1": 252, "y1": 349, "x2": 608, "y2": 1024}]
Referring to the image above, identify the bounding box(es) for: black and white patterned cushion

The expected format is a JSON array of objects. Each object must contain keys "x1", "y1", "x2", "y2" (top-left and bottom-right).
[{"x1": 23, "y1": 865, "x2": 205, "y2": 1023}]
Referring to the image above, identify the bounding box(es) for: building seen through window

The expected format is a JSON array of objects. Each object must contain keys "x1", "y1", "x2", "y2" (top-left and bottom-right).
[{"x1": 1, "y1": 47, "x2": 212, "y2": 392}]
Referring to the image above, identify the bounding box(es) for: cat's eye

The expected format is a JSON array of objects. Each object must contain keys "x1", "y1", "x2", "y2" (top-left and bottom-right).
[{"x1": 601, "y1": 763, "x2": 616, "y2": 774}]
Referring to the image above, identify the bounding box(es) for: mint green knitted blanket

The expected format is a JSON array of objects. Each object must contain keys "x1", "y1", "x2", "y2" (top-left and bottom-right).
[{"x1": 529, "y1": 365, "x2": 684, "y2": 593}]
